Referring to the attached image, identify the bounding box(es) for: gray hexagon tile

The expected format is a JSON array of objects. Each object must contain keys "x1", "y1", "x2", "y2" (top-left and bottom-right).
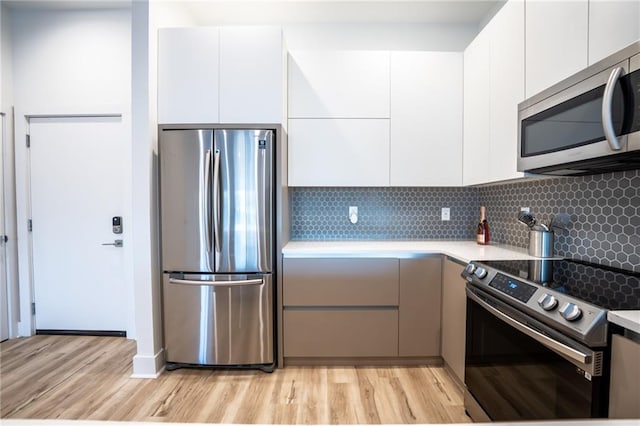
[
  {"x1": 478, "y1": 169, "x2": 640, "y2": 273},
  {"x1": 290, "y1": 170, "x2": 639, "y2": 273},
  {"x1": 291, "y1": 187, "x2": 478, "y2": 241}
]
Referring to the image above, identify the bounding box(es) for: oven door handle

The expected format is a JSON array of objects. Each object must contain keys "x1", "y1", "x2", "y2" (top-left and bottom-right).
[{"x1": 466, "y1": 288, "x2": 591, "y2": 365}]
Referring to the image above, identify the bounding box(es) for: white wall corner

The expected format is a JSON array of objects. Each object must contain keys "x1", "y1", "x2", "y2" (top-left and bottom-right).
[{"x1": 131, "y1": 348, "x2": 165, "y2": 379}]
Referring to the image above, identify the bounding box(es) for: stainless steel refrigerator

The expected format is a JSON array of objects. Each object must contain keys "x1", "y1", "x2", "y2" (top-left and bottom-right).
[{"x1": 159, "y1": 128, "x2": 274, "y2": 370}]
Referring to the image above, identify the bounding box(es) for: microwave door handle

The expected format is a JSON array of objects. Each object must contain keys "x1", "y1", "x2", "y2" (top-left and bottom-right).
[{"x1": 602, "y1": 66, "x2": 624, "y2": 151}]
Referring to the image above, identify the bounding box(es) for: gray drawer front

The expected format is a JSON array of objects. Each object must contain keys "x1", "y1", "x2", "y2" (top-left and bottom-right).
[
  {"x1": 283, "y1": 258, "x2": 399, "y2": 306},
  {"x1": 283, "y1": 309, "x2": 399, "y2": 357}
]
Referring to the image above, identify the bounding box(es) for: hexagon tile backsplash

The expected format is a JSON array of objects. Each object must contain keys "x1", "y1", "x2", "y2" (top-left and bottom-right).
[
  {"x1": 290, "y1": 187, "x2": 478, "y2": 240},
  {"x1": 478, "y1": 169, "x2": 639, "y2": 273},
  {"x1": 290, "y1": 169, "x2": 639, "y2": 272}
]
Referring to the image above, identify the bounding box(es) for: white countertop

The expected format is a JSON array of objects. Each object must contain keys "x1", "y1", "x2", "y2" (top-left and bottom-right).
[
  {"x1": 282, "y1": 240, "x2": 543, "y2": 263},
  {"x1": 608, "y1": 310, "x2": 640, "y2": 334}
]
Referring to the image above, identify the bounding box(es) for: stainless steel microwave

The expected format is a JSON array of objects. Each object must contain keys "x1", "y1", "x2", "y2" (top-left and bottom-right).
[{"x1": 518, "y1": 41, "x2": 640, "y2": 175}]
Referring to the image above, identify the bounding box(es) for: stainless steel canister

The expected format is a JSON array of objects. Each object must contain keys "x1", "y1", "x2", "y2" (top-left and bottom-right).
[
  {"x1": 528, "y1": 230, "x2": 554, "y2": 258},
  {"x1": 528, "y1": 259, "x2": 553, "y2": 283}
]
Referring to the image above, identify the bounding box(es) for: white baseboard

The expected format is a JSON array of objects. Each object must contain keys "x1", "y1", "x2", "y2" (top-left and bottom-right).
[{"x1": 130, "y1": 348, "x2": 165, "y2": 379}]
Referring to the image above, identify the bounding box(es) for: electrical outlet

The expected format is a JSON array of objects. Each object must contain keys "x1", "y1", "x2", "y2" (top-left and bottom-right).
[
  {"x1": 441, "y1": 207, "x2": 450, "y2": 221},
  {"x1": 349, "y1": 206, "x2": 358, "y2": 224}
]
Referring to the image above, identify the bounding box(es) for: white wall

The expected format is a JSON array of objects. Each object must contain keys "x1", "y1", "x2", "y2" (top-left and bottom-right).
[
  {"x1": 12, "y1": 9, "x2": 130, "y2": 111},
  {"x1": 283, "y1": 23, "x2": 476, "y2": 51},
  {"x1": 0, "y1": 4, "x2": 12, "y2": 107},
  {"x1": 1, "y1": 2, "x2": 19, "y2": 339},
  {"x1": 129, "y1": 0, "x2": 198, "y2": 377},
  {"x1": 11, "y1": 7, "x2": 135, "y2": 338},
  {"x1": 178, "y1": 0, "x2": 482, "y2": 51}
]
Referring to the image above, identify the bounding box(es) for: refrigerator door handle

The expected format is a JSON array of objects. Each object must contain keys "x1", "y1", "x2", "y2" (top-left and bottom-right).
[
  {"x1": 204, "y1": 149, "x2": 212, "y2": 252},
  {"x1": 213, "y1": 149, "x2": 222, "y2": 254},
  {"x1": 168, "y1": 277, "x2": 264, "y2": 287}
]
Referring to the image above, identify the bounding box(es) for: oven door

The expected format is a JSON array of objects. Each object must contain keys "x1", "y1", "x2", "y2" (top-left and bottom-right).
[{"x1": 464, "y1": 286, "x2": 607, "y2": 421}]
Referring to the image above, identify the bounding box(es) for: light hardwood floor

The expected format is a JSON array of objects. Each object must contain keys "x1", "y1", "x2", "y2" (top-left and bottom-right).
[{"x1": 0, "y1": 335, "x2": 470, "y2": 424}]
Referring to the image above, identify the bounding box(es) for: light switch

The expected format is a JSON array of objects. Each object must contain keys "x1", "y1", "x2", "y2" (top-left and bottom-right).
[{"x1": 441, "y1": 207, "x2": 450, "y2": 221}]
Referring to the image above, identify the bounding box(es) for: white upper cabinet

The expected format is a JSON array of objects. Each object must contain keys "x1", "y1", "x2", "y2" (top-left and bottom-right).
[
  {"x1": 288, "y1": 119, "x2": 390, "y2": 187},
  {"x1": 287, "y1": 50, "x2": 390, "y2": 187},
  {"x1": 219, "y1": 27, "x2": 285, "y2": 124},
  {"x1": 463, "y1": 30, "x2": 491, "y2": 186},
  {"x1": 588, "y1": 0, "x2": 640, "y2": 65},
  {"x1": 158, "y1": 26, "x2": 285, "y2": 124},
  {"x1": 525, "y1": 0, "x2": 588, "y2": 98},
  {"x1": 288, "y1": 50, "x2": 390, "y2": 118},
  {"x1": 488, "y1": 0, "x2": 525, "y2": 183},
  {"x1": 158, "y1": 27, "x2": 220, "y2": 124},
  {"x1": 390, "y1": 52, "x2": 463, "y2": 186},
  {"x1": 463, "y1": 0, "x2": 524, "y2": 186}
]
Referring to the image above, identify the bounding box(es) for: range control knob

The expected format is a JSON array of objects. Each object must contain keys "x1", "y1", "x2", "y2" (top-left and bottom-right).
[
  {"x1": 559, "y1": 302, "x2": 582, "y2": 321},
  {"x1": 474, "y1": 267, "x2": 488, "y2": 279},
  {"x1": 465, "y1": 263, "x2": 477, "y2": 274},
  {"x1": 537, "y1": 293, "x2": 558, "y2": 311}
]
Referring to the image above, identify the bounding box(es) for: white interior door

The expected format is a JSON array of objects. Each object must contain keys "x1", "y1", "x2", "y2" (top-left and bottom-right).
[
  {"x1": 30, "y1": 116, "x2": 127, "y2": 333},
  {"x1": 0, "y1": 112, "x2": 9, "y2": 341}
]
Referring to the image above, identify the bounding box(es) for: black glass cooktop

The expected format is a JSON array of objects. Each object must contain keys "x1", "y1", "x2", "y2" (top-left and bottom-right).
[{"x1": 480, "y1": 259, "x2": 640, "y2": 311}]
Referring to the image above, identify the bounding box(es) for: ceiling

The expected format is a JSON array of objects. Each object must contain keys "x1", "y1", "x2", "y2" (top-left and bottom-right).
[
  {"x1": 3, "y1": 0, "x2": 130, "y2": 9},
  {"x1": 182, "y1": 1, "x2": 506, "y2": 27},
  {"x1": 5, "y1": 0, "x2": 507, "y2": 28}
]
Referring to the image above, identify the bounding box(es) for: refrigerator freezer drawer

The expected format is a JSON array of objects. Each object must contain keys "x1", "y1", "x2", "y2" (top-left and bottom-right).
[{"x1": 163, "y1": 273, "x2": 274, "y2": 366}]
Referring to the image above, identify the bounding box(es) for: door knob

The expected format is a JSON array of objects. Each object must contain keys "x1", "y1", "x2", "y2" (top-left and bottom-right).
[{"x1": 102, "y1": 239, "x2": 123, "y2": 247}]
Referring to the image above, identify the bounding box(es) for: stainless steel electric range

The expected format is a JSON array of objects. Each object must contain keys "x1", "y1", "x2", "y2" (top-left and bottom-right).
[{"x1": 461, "y1": 258, "x2": 640, "y2": 422}]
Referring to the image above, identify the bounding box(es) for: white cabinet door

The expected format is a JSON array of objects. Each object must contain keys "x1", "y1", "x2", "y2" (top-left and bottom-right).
[
  {"x1": 588, "y1": 0, "x2": 640, "y2": 65},
  {"x1": 158, "y1": 27, "x2": 220, "y2": 124},
  {"x1": 288, "y1": 50, "x2": 390, "y2": 118},
  {"x1": 288, "y1": 119, "x2": 390, "y2": 186},
  {"x1": 390, "y1": 52, "x2": 462, "y2": 186},
  {"x1": 463, "y1": 0, "x2": 525, "y2": 185},
  {"x1": 219, "y1": 26, "x2": 284, "y2": 124},
  {"x1": 525, "y1": 0, "x2": 588, "y2": 98},
  {"x1": 463, "y1": 30, "x2": 491, "y2": 186},
  {"x1": 489, "y1": 0, "x2": 525, "y2": 183}
]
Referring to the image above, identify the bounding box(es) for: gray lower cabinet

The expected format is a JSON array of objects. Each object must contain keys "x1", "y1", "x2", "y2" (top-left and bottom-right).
[
  {"x1": 282, "y1": 256, "x2": 442, "y2": 361},
  {"x1": 282, "y1": 257, "x2": 399, "y2": 359},
  {"x1": 398, "y1": 257, "x2": 442, "y2": 357},
  {"x1": 609, "y1": 333, "x2": 640, "y2": 418},
  {"x1": 441, "y1": 257, "x2": 467, "y2": 384}
]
